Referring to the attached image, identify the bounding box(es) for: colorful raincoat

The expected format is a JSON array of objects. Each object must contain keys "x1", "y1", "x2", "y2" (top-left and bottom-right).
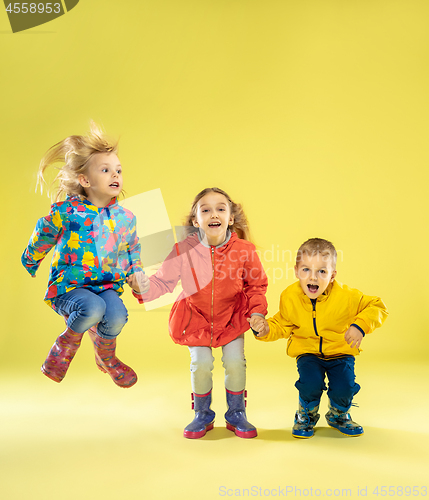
[
  {"x1": 22, "y1": 195, "x2": 142, "y2": 310},
  {"x1": 133, "y1": 230, "x2": 268, "y2": 348},
  {"x1": 258, "y1": 280, "x2": 388, "y2": 358}
]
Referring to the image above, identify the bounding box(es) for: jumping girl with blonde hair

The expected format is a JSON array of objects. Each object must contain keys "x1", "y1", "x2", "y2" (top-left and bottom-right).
[
  {"x1": 130, "y1": 187, "x2": 268, "y2": 438},
  {"x1": 22, "y1": 122, "x2": 146, "y2": 387}
]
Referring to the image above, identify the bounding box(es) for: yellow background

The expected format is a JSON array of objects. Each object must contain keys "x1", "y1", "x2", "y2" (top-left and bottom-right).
[{"x1": 1, "y1": 1, "x2": 428, "y2": 499}]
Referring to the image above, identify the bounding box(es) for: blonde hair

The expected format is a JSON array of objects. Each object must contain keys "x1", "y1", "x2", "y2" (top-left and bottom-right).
[
  {"x1": 296, "y1": 238, "x2": 337, "y2": 267},
  {"x1": 184, "y1": 187, "x2": 252, "y2": 241},
  {"x1": 37, "y1": 121, "x2": 119, "y2": 202}
]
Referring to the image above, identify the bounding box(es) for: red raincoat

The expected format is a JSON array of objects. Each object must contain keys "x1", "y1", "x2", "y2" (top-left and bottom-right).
[{"x1": 134, "y1": 231, "x2": 268, "y2": 347}]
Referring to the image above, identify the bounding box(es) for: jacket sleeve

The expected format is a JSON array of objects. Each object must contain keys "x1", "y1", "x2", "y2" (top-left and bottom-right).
[
  {"x1": 243, "y1": 246, "x2": 268, "y2": 316},
  {"x1": 119, "y1": 215, "x2": 143, "y2": 276},
  {"x1": 21, "y1": 204, "x2": 63, "y2": 277},
  {"x1": 351, "y1": 293, "x2": 388, "y2": 335},
  {"x1": 257, "y1": 290, "x2": 295, "y2": 342},
  {"x1": 133, "y1": 244, "x2": 181, "y2": 304}
]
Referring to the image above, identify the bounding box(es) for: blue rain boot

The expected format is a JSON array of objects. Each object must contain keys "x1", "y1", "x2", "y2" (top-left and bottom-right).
[
  {"x1": 225, "y1": 389, "x2": 257, "y2": 439},
  {"x1": 325, "y1": 401, "x2": 363, "y2": 436},
  {"x1": 292, "y1": 400, "x2": 320, "y2": 439},
  {"x1": 183, "y1": 390, "x2": 216, "y2": 439}
]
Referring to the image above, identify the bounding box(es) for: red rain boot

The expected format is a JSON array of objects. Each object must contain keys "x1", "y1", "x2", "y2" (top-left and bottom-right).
[
  {"x1": 41, "y1": 327, "x2": 84, "y2": 383},
  {"x1": 87, "y1": 327, "x2": 137, "y2": 388}
]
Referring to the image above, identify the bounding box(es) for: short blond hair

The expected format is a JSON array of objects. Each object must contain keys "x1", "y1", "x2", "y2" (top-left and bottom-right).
[
  {"x1": 37, "y1": 121, "x2": 119, "y2": 202},
  {"x1": 296, "y1": 238, "x2": 337, "y2": 268}
]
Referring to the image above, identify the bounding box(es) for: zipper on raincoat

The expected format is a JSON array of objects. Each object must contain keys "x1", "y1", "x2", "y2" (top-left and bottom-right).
[
  {"x1": 97, "y1": 205, "x2": 114, "y2": 272},
  {"x1": 311, "y1": 299, "x2": 324, "y2": 357},
  {"x1": 210, "y1": 246, "x2": 215, "y2": 347}
]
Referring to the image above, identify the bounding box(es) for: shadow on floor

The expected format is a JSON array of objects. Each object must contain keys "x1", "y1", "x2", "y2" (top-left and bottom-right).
[
  {"x1": 256, "y1": 425, "x2": 355, "y2": 441},
  {"x1": 186, "y1": 423, "x2": 357, "y2": 441}
]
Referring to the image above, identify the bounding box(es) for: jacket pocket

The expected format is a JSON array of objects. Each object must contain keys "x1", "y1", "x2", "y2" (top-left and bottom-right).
[
  {"x1": 182, "y1": 308, "x2": 193, "y2": 335},
  {"x1": 170, "y1": 299, "x2": 209, "y2": 340}
]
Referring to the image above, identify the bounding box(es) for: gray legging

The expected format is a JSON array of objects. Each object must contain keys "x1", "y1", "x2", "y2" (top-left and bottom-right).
[{"x1": 188, "y1": 334, "x2": 246, "y2": 394}]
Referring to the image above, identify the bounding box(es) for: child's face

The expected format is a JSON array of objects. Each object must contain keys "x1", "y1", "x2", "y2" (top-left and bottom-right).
[
  {"x1": 78, "y1": 153, "x2": 123, "y2": 207},
  {"x1": 294, "y1": 252, "x2": 337, "y2": 299},
  {"x1": 193, "y1": 192, "x2": 234, "y2": 246}
]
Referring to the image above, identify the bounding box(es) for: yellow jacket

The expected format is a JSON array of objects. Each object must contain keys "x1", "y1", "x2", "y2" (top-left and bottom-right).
[{"x1": 258, "y1": 281, "x2": 388, "y2": 358}]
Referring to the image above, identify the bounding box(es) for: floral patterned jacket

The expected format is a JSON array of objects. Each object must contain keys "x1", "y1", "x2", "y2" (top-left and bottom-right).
[{"x1": 22, "y1": 195, "x2": 142, "y2": 310}]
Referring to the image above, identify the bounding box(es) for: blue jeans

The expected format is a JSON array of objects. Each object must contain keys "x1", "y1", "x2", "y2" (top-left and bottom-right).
[
  {"x1": 295, "y1": 354, "x2": 360, "y2": 412},
  {"x1": 52, "y1": 288, "x2": 128, "y2": 339}
]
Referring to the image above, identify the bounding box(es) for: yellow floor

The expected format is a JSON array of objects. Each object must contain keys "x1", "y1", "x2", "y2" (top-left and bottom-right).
[
  {"x1": 1, "y1": 312, "x2": 428, "y2": 500},
  {"x1": 2, "y1": 1, "x2": 428, "y2": 497}
]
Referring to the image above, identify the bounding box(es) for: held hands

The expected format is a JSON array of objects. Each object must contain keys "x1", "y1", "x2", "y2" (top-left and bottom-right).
[
  {"x1": 126, "y1": 271, "x2": 150, "y2": 295},
  {"x1": 344, "y1": 325, "x2": 364, "y2": 349},
  {"x1": 248, "y1": 316, "x2": 270, "y2": 338}
]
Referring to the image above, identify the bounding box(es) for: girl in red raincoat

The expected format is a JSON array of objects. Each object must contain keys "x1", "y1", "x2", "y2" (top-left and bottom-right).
[{"x1": 130, "y1": 187, "x2": 268, "y2": 439}]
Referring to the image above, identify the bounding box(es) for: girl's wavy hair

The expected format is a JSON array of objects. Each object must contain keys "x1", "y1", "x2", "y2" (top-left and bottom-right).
[
  {"x1": 184, "y1": 187, "x2": 252, "y2": 241},
  {"x1": 37, "y1": 121, "x2": 120, "y2": 202}
]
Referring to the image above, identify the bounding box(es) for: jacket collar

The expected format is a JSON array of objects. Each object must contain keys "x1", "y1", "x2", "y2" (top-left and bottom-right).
[
  {"x1": 197, "y1": 229, "x2": 233, "y2": 248},
  {"x1": 180, "y1": 230, "x2": 237, "y2": 254},
  {"x1": 67, "y1": 195, "x2": 118, "y2": 210},
  {"x1": 298, "y1": 281, "x2": 334, "y2": 304}
]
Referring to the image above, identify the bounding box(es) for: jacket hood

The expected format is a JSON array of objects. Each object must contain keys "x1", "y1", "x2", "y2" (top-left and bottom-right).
[
  {"x1": 66, "y1": 195, "x2": 119, "y2": 210},
  {"x1": 197, "y1": 228, "x2": 233, "y2": 248},
  {"x1": 178, "y1": 230, "x2": 239, "y2": 256}
]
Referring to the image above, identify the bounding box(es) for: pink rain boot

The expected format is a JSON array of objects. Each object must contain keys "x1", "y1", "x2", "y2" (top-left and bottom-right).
[
  {"x1": 87, "y1": 327, "x2": 137, "y2": 388},
  {"x1": 41, "y1": 327, "x2": 84, "y2": 383}
]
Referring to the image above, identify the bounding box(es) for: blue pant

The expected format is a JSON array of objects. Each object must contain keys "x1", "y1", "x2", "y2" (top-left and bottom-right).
[
  {"x1": 295, "y1": 355, "x2": 360, "y2": 412},
  {"x1": 52, "y1": 288, "x2": 128, "y2": 339}
]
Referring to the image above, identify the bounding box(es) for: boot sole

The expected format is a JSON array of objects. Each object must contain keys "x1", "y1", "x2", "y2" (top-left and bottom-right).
[
  {"x1": 95, "y1": 362, "x2": 138, "y2": 388},
  {"x1": 116, "y1": 377, "x2": 138, "y2": 388},
  {"x1": 226, "y1": 422, "x2": 257, "y2": 438},
  {"x1": 40, "y1": 365, "x2": 63, "y2": 383},
  {"x1": 292, "y1": 431, "x2": 314, "y2": 439},
  {"x1": 184, "y1": 422, "x2": 214, "y2": 439},
  {"x1": 327, "y1": 423, "x2": 364, "y2": 437}
]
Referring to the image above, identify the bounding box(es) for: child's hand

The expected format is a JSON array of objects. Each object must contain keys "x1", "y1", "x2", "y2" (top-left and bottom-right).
[
  {"x1": 344, "y1": 325, "x2": 363, "y2": 348},
  {"x1": 126, "y1": 271, "x2": 150, "y2": 294},
  {"x1": 248, "y1": 316, "x2": 269, "y2": 337}
]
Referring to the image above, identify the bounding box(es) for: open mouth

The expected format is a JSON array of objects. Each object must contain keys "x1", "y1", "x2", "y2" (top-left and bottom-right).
[
  {"x1": 307, "y1": 284, "x2": 319, "y2": 294},
  {"x1": 110, "y1": 182, "x2": 120, "y2": 188},
  {"x1": 208, "y1": 222, "x2": 221, "y2": 228}
]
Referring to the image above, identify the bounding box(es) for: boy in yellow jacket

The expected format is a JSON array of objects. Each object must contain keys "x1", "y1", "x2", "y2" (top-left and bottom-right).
[{"x1": 252, "y1": 238, "x2": 388, "y2": 438}]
